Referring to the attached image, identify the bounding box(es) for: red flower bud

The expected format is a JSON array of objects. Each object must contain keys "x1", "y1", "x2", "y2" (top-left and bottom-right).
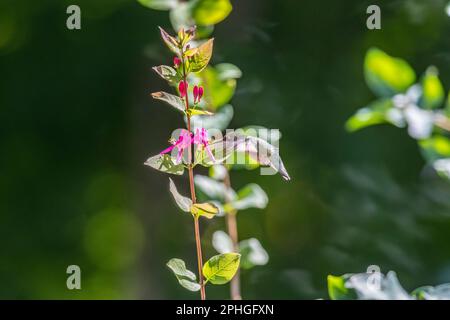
[
  {"x1": 198, "y1": 86, "x2": 204, "y2": 101},
  {"x1": 173, "y1": 56, "x2": 181, "y2": 68},
  {"x1": 193, "y1": 85, "x2": 199, "y2": 103},
  {"x1": 178, "y1": 81, "x2": 188, "y2": 98}
]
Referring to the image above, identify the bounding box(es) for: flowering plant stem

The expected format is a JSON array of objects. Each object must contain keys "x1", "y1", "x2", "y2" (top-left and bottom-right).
[
  {"x1": 181, "y1": 49, "x2": 206, "y2": 300},
  {"x1": 224, "y1": 171, "x2": 241, "y2": 300}
]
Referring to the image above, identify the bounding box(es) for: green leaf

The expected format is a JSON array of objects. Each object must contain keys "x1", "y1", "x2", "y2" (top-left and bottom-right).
[
  {"x1": 187, "y1": 109, "x2": 213, "y2": 116},
  {"x1": 203, "y1": 253, "x2": 240, "y2": 285},
  {"x1": 419, "y1": 135, "x2": 450, "y2": 163},
  {"x1": 189, "y1": 39, "x2": 214, "y2": 73},
  {"x1": 169, "y1": 178, "x2": 192, "y2": 212},
  {"x1": 152, "y1": 65, "x2": 180, "y2": 85},
  {"x1": 200, "y1": 67, "x2": 236, "y2": 110},
  {"x1": 144, "y1": 154, "x2": 185, "y2": 175},
  {"x1": 364, "y1": 47, "x2": 416, "y2": 97},
  {"x1": 215, "y1": 63, "x2": 242, "y2": 81},
  {"x1": 158, "y1": 26, "x2": 179, "y2": 53},
  {"x1": 421, "y1": 66, "x2": 445, "y2": 109},
  {"x1": 209, "y1": 164, "x2": 228, "y2": 180},
  {"x1": 239, "y1": 238, "x2": 269, "y2": 269},
  {"x1": 446, "y1": 91, "x2": 450, "y2": 116},
  {"x1": 137, "y1": 0, "x2": 178, "y2": 10},
  {"x1": 227, "y1": 183, "x2": 268, "y2": 211},
  {"x1": 152, "y1": 91, "x2": 185, "y2": 113},
  {"x1": 212, "y1": 230, "x2": 234, "y2": 254},
  {"x1": 190, "y1": 104, "x2": 234, "y2": 131},
  {"x1": 346, "y1": 99, "x2": 397, "y2": 132},
  {"x1": 190, "y1": 202, "x2": 219, "y2": 219},
  {"x1": 166, "y1": 258, "x2": 201, "y2": 291},
  {"x1": 328, "y1": 275, "x2": 353, "y2": 300},
  {"x1": 192, "y1": 0, "x2": 232, "y2": 26}
]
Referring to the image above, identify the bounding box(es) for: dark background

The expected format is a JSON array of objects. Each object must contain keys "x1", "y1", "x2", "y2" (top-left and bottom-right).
[{"x1": 1, "y1": 0, "x2": 450, "y2": 299}]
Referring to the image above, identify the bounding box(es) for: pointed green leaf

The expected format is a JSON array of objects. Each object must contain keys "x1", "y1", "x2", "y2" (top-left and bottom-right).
[
  {"x1": 203, "y1": 253, "x2": 240, "y2": 285},
  {"x1": 364, "y1": 47, "x2": 416, "y2": 97},
  {"x1": 328, "y1": 275, "x2": 353, "y2": 300},
  {"x1": 169, "y1": 178, "x2": 192, "y2": 212},
  {"x1": 137, "y1": 0, "x2": 178, "y2": 11},
  {"x1": 346, "y1": 98, "x2": 397, "y2": 132},
  {"x1": 167, "y1": 258, "x2": 201, "y2": 292},
  {"x1": 144, "y1": 154, "x2": 185, "y2": 175},
  {"x1": 189, "y1": 39, "x2": 214, "y2": 73},
  {"x1": 152, "y1": 91, "x2": 185, "y2": 112},
  {"x1": 191, "y1": 202, "x2": 219, "y2": 219},
  {"x1": 158, "y1": 26, "x2": 179, "y2": 53},
  {"x1": 152, "y1": 65, "x2": 181, "y2": 85},
  {"x1": 192, "y1": 0, "x2": 232, "y2": 26},
  {"x1": 239, "y1": 238, "x2": 269, "y2": 269},
  {"x1": 187, "y1": 109, "x2": 213, "y2": 116},
  {"x1": 421, "y1": 66, "x2": 445, "y2": 109}
]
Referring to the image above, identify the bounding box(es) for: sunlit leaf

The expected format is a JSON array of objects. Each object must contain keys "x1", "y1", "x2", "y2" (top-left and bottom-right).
[
  {"x1": 412, "y1": 284, "x2": 450, "y2": 300},
  {"x1": 419, "y1": 135, "x2": 450, "y2": 163},
  {"x1": 421, "y1": 66, "x2": 444, "y2": 109},
  {"x1": 200, "y1": 67, "x2": 236, "y2": 110},
  {"x1": 327, "y1": 275, "x2": 355, "y2": 300},
  {"x1": 212, "y1": 230, "x2": 234, "y2": 254},
  {"x1": 158, "y1": 26, "x2": 179, "y2": 53},
  {"x1": 433, "y1": 159, "x2": 450, "y2": 180},
  {"x1": 137, "y1": 0, "x2": 178, "y2": 10},
  {"x1": 166, "y1": 258, "x2": 201, "y2": 291},
  {"x1": 189, "y1": 39, "x2": 214, "y2": 73},
  {"x1": 190, "y1": 202, "x2": 219, "y2": 219},
  {"x1": 346, "y1": 99, "x2": 398, "y2": 132},
  {"x1": 169, "y1": 178, "x2": 192, "y2": 212},
  {"x1": 169, "y1": 1, "x2": 193, "y2": 31},
  {"x1": 239, "y1": 238, "x2": 269, "y2": 269},
  {"x1": 209, "y1": 164, "x2": 228, "y2": 180},
  {"x1": 203, "y1": 253, "x2": 240, "y2": 285},
  {"x1": 192, "y1": 0, "x2": 232, "y2": 26},
  {"x1": 152, "y1": 65, "x2": 180, "y2": 85},
  {"x1": 144, "y1": 154, "x2": 185, "y2": 175},
  {"x1": 227, "y1": 183, "x2": 268, "y2": 211},
  {"x1": 152, "y1": 91, "x2": 185, "y2": 112},
  {"x1": 187, "y1": 109, "x2": 213, "y2": 116},
  {"x1": 364, "y1": 47, "x2": 416, "y2": 97}
]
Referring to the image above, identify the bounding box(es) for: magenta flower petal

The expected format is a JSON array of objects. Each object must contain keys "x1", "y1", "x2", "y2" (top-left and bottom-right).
[{"x1": 160, "y1": 144, "x2": 175, "y2": 154}]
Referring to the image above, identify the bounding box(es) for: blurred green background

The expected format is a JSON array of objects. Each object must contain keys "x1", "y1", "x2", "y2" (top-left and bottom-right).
[{"x1": 1, "y1": 0, "x2": 450, "y2": 299}]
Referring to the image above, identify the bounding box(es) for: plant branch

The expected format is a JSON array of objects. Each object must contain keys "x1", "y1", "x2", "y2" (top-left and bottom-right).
[
  {"x1": 181, "y1": 47, "x2": 206, "y2": 300},
  {"x1": 224, "y1": 170, "x2": 242, "y2": 300}
]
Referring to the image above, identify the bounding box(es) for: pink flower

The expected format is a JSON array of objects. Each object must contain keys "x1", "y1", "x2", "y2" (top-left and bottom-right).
[
  {"x1": 160, "y1": 129, "x2": 192, "y2": 163},
  {"x1": 194, "y1": 128, "x2": 215, "y2": 162},
  {"x1": 178, "y1": 81, "x2": 188, "y2": 98},
  {"x1": 173, "y1": 56, "x2": 181, "y2": 68},
  {"x1": 193, "y1": 85, "x2": 204, "y2": 104}
]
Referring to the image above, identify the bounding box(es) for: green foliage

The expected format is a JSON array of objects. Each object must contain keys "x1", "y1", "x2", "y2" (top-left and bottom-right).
[
  {"x1": 166, "y1": 258, "x2": 201, "y2": 291},
  {"x1": 144, "y1": 154, "x2": 185, "y2": 175},
  {"x1": 421, "y1": 66, "x2": 445, "y2": 109},
  {"x1": 199, "y1": 66, "x2": 239, "y2": 110},
  {"x1": 152, "y1": 91, "x2": 186, "y2": 113},
  {"x1": 153, "y1": 65, "x2": 181, "y2": 85},
  {"x1": 419, "y1": 135, "x2": 450, "y2": 162},
  {"x1": 138, "y1": 0, "x2": 178, "y2": 11},
  {"x1": 191, "y1": 0, "x2": 232, "y2": 26},
  {"x1": 203, "y1": 253, "x2": 240, "y2": 285},
  {"x1": 169, "y1": 178, "x2": 192, "y2": 212},
  {"x1": 188, "y1": 38, "x2": 214, "y2": 73},
  {"x1": 364, "y1": 47, "x2": 416, "y2": 97},
  {"x1": 190, "y1": 202, "x2": 219, "y2": 219},
  {"x1": 190, "y1": 104, "x2": 234, "y2": 131},
  {"x1": 158, "y1": 26, "x2": 180, "y2": 53},
  {"x1": 327, "y1": 275, "x2": 355, "y2": 300},
  {"x1": 345, "y1": 98, "x2": 395, "y2": 132}
]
